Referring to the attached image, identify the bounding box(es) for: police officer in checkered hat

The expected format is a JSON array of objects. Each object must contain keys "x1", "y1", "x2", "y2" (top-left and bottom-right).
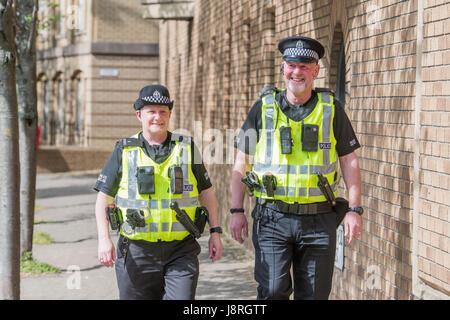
[
  {"x1": 94, "y1": 84, "x2": 223, "y2": 299},
  {"x1": 133, "y1": 84, "x2": 174, "y2": 110},
  {"x1": 231, "y1": 36, "x2": 363, "y2": 300},
  {"x1": 278, "y1": 35, "x2": 325, "y2": 63}
]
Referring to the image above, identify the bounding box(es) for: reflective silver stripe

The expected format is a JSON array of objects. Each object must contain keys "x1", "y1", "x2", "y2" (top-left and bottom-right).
[
  {"x1": 254, "y1": 162, "x2": 336, "y2": 176},
  {"x1": 161, "y1": 199, "x2": 170, "y2": 209},
  {"x1": 170, "y1": 222, "x2": 187, "y2": 232},
  {"x1": 322, "y1": 105, "x2": 333, "y2": 165},
  {"x1": 299, "y1": 188, "x2": 307, "y2": 197},
  {"x1": 180, "y1": 146, "x2": 191, "y2": 200},
  {"x1": 259, "y1": 186, "x2": 295, "y2": 197},
  {"x1": 308, "y1": 188, "x2": 325, "y2": 197},
  {"x1": 310, "y1": 162, "x2": 337, "y2": 175},
  {"x1": 254, "y1": 162, "x2": 290, "y2": 174},
  {"x1": 116, "y1": 197, "x2": 148, "y2": 208},
  {"x1": 306, "y1": 182, "x2": 337, "y2": 197},
  {"x1": 299, "y1": 165, "x2": 309, "y2": 174},
  {"x1": 321, "y1": 92, "x2": 331, "y2": 104},
  {"x1": 264, "y1": 92, "x2": 276, "y2": 106},
  {"x1": 157, "y1": 222, "x2": 187, "y2": 232},
  {"x1": 116, "y1": 196, "x2": 198, "y2": 209},
  {"x1": 265, "y1": 108, "x2": 274, "y2": 165},
  {"x1": 127, "y1": 150, "x2": 138, "y2": 200},
  {"x1": 149, "y1": 223, "x2": 158, "y2": 232},
  {"x1": 160, "y1": 222, "x2": 186, "y2": 232}
]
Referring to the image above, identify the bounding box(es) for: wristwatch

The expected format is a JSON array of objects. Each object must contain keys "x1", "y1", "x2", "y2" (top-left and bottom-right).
[
  {"x1": 348, "y1": 206, "x2": 364, "y2": 216},
  {"x1": 210, "y1": 227, "x2": 223, "y2": 234}
]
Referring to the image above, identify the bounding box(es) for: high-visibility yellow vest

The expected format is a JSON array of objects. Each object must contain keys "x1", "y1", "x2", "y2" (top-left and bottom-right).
[
  {"x1": 253, "y1": 90, "x2": 338, "y2": 204},
  {"x1": 115, "y1": 132, "x2": 199, "y2": 242}
]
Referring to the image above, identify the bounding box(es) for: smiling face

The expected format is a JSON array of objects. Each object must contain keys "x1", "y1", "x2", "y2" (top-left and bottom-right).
[
  {"x1": 282, "y1": 60, "x2": 319, "y2": 98},
  {"x1": 136, "y1": 104, "x2": 172, "y2": 136}
]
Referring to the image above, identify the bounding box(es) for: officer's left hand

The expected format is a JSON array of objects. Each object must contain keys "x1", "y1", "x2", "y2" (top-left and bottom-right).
[
  {"x1": 98, "y1": 237, "x2": 116, "y2": 268},
  {"x1": 208, "y1": 233, "x2": 222, "y2": 263},
  {"x1": 344, "y1": 211, "x2": 363, "y2": 245}
]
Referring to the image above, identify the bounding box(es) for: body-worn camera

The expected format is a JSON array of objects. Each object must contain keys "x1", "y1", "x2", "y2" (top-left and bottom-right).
[
  {"x1": 280, "y1": 126, "x2": 293, "y2": 154},
  {"x1": 301, "y1": 123, "x2": 319, "y2": 151},
  {"x1": 136, "y1": 166, "x2": 155, "y2": 194}
]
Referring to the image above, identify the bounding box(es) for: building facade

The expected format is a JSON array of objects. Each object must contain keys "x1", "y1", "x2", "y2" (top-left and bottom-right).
[
  {"x1": 37, "y1": 0, "x2": 160, "y2": 149},
  {"x1": 141, "y1": 0, "x2": 450, "y2": 299}
]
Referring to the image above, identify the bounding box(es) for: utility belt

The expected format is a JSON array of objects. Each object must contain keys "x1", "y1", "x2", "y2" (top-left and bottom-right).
[{"x1": 256, "y1": 198, "x2": 332, "y2": 215}]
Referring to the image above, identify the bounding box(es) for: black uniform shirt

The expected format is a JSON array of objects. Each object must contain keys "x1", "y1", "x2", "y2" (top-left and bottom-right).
[
  {"x1": 235, "y1": 89, "x2": 361, "y2": 156},
  {"x1": 94, "y1": 132, "x2": 212, "y2": 197}
]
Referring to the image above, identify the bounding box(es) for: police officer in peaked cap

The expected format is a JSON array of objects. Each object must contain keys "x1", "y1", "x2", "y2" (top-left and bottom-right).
[
  {"x1": 230, "y1": 36, "x2": 363, "y2": 299},
  {"x1": 94, "y1": 84, "x2": 223, "y2": 300}
]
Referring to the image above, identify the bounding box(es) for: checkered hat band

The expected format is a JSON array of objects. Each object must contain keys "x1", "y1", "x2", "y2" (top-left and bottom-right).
[
  {"x1": 283, "y1": 48, "x2": 319, "y2": 60},
  {"x1": 141, "y1": 95, "x2": 171, "y2": 104}
]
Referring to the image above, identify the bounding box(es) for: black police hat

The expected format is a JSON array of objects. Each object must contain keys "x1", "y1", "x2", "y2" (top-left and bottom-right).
[
  {"x1": 278, "y1": 36, "x2": 325, "y2": 63},
  {"x1": 133, "y1": 84, "x2": 174, "y2": 110}
]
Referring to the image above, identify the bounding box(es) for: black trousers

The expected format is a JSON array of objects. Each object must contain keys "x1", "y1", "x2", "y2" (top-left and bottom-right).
[
  {"x1": 115, "y1": 235, "x2": 201, "y2": 300},
  {"x1": 252, "y1": 205, "x2": 337, "y2": 300}
]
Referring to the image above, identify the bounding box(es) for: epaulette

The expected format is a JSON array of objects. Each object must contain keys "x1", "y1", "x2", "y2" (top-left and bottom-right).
[
  {"x1": 258, "y1": 86, "x2": 280, "y2": 98},
  {"x1": 171, "y1": 133, "x2": 192, "y2": 145},
  {"x1": 314, "y1": 87, "x2": 336, "y2": 95},
  {"x1": 118, "y1": 138, "x2": 143, "y2": 148}
]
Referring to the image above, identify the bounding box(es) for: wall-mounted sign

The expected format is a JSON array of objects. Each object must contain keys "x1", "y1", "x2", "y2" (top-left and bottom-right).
[
  {"x1": 99, "y1": 68, "x2": 119, "y2": 77},
  {"x1": 335, "y1": 224, "x2": 345, "y2": 270}
]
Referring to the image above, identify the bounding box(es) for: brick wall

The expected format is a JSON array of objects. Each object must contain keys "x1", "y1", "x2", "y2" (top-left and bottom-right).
[
  {"x1": 418, "y1": 0, "x2": 450, "y2": 297},
  {"x1": 157, "y1": 0, "x2": 449, "y2": 299}
]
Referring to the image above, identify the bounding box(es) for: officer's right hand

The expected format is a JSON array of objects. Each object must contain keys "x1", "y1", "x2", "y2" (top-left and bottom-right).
[
  {"x1": 230, "y1": 212, "x2": 248, "y2": 244},
  {"x1": 98, "y1": 238, "x2": 116, "y2": 268}
]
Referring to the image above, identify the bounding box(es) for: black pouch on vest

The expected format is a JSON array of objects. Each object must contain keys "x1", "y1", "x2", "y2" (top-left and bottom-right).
[
  {"x1": 194, "y1": 206, "x2": 209, "y2": 234},
  {"x1": 169, "y1": 166, "x2": 184, "y2": 194},
  {"x1": 301, "y1": 123, "x2": 319, "y2": 151},
  {"x1": 280, "y1": 126, "x2": 293, "y2": 154},
  {"x1": 136, "y1": 166, "x2": 155, "y2": 194},
  {"x1": 126, "y1": 209, "x2": 146, "y2": 228}
]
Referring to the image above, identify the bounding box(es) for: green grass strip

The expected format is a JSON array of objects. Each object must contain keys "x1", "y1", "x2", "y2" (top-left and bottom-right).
[{"x1": 20, "y1": 252, "x2": 61, "y2": 275}]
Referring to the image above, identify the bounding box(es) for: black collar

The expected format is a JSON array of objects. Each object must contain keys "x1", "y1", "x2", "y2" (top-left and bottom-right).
[{"x1": 279, "y1": 90, "x2": 318, "y2": 111}]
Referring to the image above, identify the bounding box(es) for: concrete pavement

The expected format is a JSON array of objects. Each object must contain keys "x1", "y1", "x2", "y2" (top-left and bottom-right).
[{"x1": 20, "y1": 172, "x2": 257, "y2": 300}]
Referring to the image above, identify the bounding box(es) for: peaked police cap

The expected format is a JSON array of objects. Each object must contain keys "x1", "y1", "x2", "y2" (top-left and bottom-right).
[
  {"x1": 278, "y1": 36, "x2": 325, "y2": 63},
  {"x1": 133, "y1": 84, "x2": 174, "y2": 110}
]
